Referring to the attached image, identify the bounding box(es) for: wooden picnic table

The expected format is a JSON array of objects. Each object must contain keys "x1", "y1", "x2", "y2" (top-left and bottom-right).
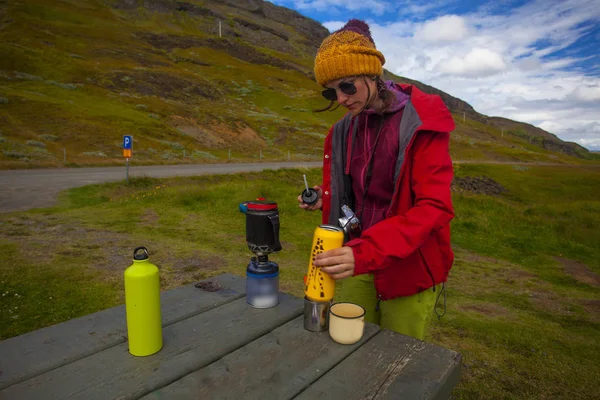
[{"x1": 0, "y1": 273, "x2": 461, "y2": 400}]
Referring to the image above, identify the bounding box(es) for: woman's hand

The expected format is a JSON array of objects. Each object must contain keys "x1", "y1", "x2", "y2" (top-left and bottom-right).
[
  {"x1": 313, "y1": 247, "x2": 355, "y2": 280},
  {"x1": 297, "y1": 185, "x2": 323, "y2": 211}
]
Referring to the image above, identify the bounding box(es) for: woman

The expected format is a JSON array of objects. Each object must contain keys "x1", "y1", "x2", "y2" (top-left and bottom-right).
[{"x1": 298, "y1": 19, "x2": 455, "y2": 340}]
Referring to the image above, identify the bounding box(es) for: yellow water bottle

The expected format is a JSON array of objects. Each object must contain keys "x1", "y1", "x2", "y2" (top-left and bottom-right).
[
  {"x1": 304, "y1": 225, "x2": 345, "y2": 302},
  {"x1": 124, "y1": 246, "x2": 162, "y2": 356}
]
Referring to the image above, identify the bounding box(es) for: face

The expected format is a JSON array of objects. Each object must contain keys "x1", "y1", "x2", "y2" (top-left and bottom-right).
[{"x1": 322, "y1": 76, "x2": 377, "y2": 114}]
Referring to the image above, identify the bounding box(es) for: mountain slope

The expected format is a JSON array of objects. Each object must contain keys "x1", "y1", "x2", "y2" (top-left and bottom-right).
[{"x1": 0, "y1": 0, "x2": 597, "y2": 168}]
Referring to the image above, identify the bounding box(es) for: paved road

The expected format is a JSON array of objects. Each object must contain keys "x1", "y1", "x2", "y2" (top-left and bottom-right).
[
  {"x1": 1, "y1": 160, "x2": 593, "y2": 213},
  {"x1": 0, "y1": 162, "x2": 322, "y2": 213}
]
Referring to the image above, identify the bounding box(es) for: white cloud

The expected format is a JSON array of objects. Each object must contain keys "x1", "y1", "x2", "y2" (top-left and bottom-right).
[
  {"x1": 277, "y1": 0, "x2": 600, "y2": 149},
  {"x1": 322, "y1": 20, "x2": 344, "y2": 32},
  {"x1": 415, "y1": 15, "x2": 469, "y2": 42},
  {"x1": 538, "y1": 121, "x2": 563, "y2": 132},
  {"x1": 516, "y1": 57, "x2": 541, "y2": 72},
  {"x1": 438, "y1": 48, "x2": 507, "y2": 77},
  {"x1": 365, "y1": 0, "x2": 600, "y2": 149},
  {"x1": 567, "y1": 85, "x2": 600, "y2": 102},
  {"x1": 545, "y1": 121, "x2": 600, "y2": 149}
]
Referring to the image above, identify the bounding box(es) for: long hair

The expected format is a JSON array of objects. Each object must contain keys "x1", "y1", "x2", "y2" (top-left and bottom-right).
[{"x1": 314, "y1": 75, "x2": 395, "y2": 114}]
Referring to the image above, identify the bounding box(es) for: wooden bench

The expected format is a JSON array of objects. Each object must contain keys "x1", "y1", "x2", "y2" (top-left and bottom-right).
[{"x1": 0, "y1": 274, "x2": 461, "y2": 399}]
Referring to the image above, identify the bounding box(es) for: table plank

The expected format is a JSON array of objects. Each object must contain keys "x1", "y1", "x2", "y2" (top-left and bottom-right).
[
  {"x1": 374, "y1": 337, "x2": 462, "y2": 400},
  {"x1": 294, "y1": 330, "x2": 461, "y2": 400},
  {"x1": 0, "y1": 293, "x2": 303, "y2": 400},
  {"x1": 0, "y1": 273, "x2": 246, "y2": 390},
  {"x1": 141, "y1": 317, "x2": 380, "y2": 400}
]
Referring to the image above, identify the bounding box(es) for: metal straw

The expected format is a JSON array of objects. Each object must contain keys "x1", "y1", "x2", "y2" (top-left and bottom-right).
[{"x1": 303, "y1": 174, "x2": 309, "y2": 192}]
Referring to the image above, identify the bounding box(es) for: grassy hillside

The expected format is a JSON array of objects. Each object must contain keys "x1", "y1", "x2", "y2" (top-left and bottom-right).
[{"x1": 0, "y1": 0, "x2": 598, "y2": 169}]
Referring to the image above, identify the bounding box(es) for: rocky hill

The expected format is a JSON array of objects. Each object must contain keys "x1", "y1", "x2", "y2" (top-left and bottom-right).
[{"x1": 0, "y1": 0, "x2": 596, "y2": 168}]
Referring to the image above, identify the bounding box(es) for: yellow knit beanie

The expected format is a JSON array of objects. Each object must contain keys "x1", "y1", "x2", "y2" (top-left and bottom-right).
[{"x1": 314, "y1": 19, "x2": 385, "y2": 87}]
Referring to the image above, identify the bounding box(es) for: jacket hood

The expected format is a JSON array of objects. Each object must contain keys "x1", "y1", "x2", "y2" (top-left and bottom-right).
[
  {"x1": 363, "y1": 80, "x2": 409, "y2": 115},
  {"x1": 398, "y1": 83, "x2": 456, "y2": 133}
]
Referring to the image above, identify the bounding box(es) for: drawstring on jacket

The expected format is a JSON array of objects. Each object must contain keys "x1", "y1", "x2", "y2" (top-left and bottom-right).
[
  {"x1": 434, "y1": 282, "x2": 447, "y2": 319},
  {"x1": 375, "y1": 296, "x2": 382, "y2": 312}
]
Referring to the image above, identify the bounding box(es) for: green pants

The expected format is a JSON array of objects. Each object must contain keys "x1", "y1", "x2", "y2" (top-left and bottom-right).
[{"x1": 334, "y1": 274, "x2": 439, "y2": 340}]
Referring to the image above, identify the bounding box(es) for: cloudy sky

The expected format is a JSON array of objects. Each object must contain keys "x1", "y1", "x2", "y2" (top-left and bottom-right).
[{"x1": 269, "y1": 0, "x2": 600, "y2": 151}]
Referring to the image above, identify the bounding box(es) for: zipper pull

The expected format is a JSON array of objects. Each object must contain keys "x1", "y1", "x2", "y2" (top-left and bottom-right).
[{"x1": 375, "y1": 296, "x2": 382, "y2": 312}]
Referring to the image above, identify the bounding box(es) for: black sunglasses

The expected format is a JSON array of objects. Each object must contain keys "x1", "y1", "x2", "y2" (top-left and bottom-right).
[{"x1": 321, "y1": 80, "x2": 357, "y2": 101}]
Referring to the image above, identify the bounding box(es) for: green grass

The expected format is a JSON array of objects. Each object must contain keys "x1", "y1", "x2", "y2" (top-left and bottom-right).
[
  {"x1": 433, "y1": 248, "x2": 599, "y2": 399},
  {"x1": 452, "y1": 164, "x2": 600, "y2": 271},
  {"x1": 0, "y1": 240, "x2": 120, "y2": 338},
  {"x1": 0, "y1": 0, "x2": 336, "y2": 168},
  {"x1": 1, "y1": 164, "x2": 599, "y2": 399}
]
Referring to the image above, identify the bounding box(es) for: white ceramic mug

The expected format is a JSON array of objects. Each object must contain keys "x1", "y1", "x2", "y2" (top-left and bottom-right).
[{"x1": 328, "y1": 302, "x2": 366, "y2": 345}]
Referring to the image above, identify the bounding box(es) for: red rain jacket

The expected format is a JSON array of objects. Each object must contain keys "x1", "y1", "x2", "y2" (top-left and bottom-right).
[{"x1": 320, "y1": 84, "x2": 455, "y2": 301}]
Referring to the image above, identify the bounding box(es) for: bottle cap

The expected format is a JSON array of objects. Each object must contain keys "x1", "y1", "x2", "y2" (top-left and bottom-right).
[
  {"x1": 301, "y1": 188, "x2": 319, "y2": 205},
  {"x1": 301, "y1": 174, "x2": 318, "y2": 205},
  {"x1": 133, "y1": 246, "x2": 149, "y2": 260}
]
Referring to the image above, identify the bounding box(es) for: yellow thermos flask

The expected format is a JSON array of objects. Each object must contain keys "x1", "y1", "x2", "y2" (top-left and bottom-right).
[
  {"x1": 124, "y1": 246, "x2": 162, "y2": 356},
  {"x1": 304, "y1": 225, "x2": 345, "y2": 302}
]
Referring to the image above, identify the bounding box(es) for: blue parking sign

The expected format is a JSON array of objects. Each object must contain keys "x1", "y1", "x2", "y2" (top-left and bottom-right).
[{"x1": 123, "y1": 135, "x2": 132, "y2": 149}]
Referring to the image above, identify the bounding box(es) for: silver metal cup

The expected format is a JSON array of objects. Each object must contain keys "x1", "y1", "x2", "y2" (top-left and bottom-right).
[{"x1": 303, "y1": 297, "x2": 331, "y2": 332}]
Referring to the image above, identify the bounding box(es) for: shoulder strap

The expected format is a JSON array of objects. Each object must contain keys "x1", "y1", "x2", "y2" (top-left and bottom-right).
[{"x1": 329, "y1": 113, "x2": 356, "y2": 225}]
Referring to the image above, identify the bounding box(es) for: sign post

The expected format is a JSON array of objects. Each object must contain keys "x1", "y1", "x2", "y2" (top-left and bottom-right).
[{"x1": 123, "y1": 135, "x2": 133, "y2": 184}]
